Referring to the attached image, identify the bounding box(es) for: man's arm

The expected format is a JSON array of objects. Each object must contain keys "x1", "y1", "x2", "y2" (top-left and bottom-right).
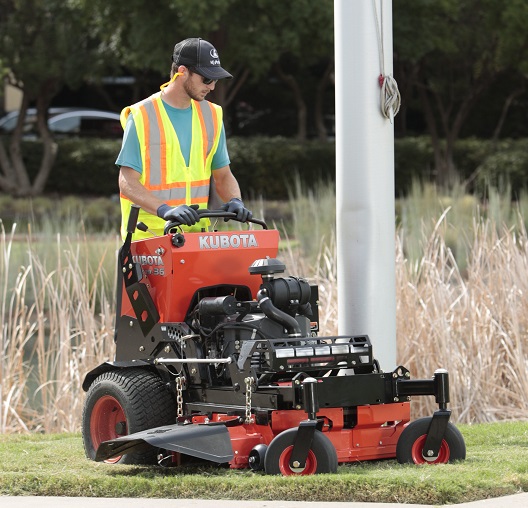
[
  {"x1": 213, "y1": 165, "x2": 252, "y2": 222},
  {"x1": 119, "y1": 166, "x2": 201, "y2": 226},
  {"x1": 120, "y1": 165, "x2": 242, "y2": 211},
  {"x1": 118, "y1": 166, "x2": 164, "y2": 216},
  {"x1": 212, "y1": 165, "x2": 243, "y2": 201}
]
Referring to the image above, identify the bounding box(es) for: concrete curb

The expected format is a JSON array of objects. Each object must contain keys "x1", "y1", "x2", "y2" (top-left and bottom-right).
[{"x1": 1, "y1": 494, "x2": 527, "y2": 508}]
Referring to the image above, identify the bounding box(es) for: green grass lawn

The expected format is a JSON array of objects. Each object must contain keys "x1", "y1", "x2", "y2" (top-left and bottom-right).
[{"x1": 1, "y1": 422, "x2": 527, "y2": 504}]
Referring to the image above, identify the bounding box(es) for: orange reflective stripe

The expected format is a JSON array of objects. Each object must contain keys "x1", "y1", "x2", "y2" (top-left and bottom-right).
[
  {"x1": 203, "y1": 101, "x2": 219, "y2": 150},
  {"x1": 195, "y1": 101, "x2": 220, "y2": 160},
  {"x1": 139, "y1": 105, "x2": 150, "y2": 180},
  {"x1": 152, "y1": 99, "x2": 168, "y2": 186},
  {"x1": 155, "y1": 196, "x2": 187, "y2": 206},
  {"x1": 211, "y1": 103, "x2": 219, "y2": 146},
  {"x1": 195, "y1": 104, "x2": 209, "y2": 164}
]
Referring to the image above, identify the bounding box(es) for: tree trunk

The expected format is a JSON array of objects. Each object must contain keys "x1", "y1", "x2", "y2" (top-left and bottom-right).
[
  {"x1": 274, "y1": 63, "x2": 307, "y2": 141},
  {"x1": 394, "y1": 62, "x2": 417, "y2": 137},
  {"x1": 0, "y1": 86, "x2": 59, "y2": 196},
  {"x1": 417, "y1": 60, "x2": 495, "y2": 188},
  {"x1": 492, "y1": 87, "x2": 525, "y2": 145},
  {"x1": 8, "y1": 93, "x2": 33, "y2": 195},
  {"x1": 418, "y1": 84, "x2": 446, "y2": 184},
  {"x1": 32, "y1": 91, "x2": 58, "y2": 195},
  {"x1": 314, "y1": 59, "x2": 334, "y2": 141},
  {"x1": 437, "y1": 139, "x2": 457, "y2": 188},
  {"x1": 224, "y1": 66, "x2": 250, "y2": 109},
  {"x1": 0, "y1": 139, "x2": 18, "y2": 193},
  {"x1": 209, "y1": 65, "x2": 250, "y2": 110}
]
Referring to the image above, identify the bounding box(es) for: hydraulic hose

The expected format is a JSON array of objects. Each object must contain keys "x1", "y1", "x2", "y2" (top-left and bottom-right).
[{"x1": 256, "y1": 289, "x2": 302, "y2": 337}]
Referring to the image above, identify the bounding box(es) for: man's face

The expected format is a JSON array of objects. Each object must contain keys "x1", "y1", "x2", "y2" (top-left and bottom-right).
[{"x1": 183, "y1": 70, "x2": 216, "y2": 101}]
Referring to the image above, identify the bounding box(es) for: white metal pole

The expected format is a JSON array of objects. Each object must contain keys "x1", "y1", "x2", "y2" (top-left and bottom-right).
[{"x1": 334, "y1": 0, "x2": 397, "y2": 371}]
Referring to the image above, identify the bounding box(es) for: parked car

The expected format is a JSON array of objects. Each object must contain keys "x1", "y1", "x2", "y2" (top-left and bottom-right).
[{"x1": 0, "y1": 108, "x2": 122, "y2": 138}]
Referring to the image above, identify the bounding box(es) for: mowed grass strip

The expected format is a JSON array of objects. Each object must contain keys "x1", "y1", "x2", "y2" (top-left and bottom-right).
[{"x1": 0, "y1": 422, "x2": 527, "y2": 504}]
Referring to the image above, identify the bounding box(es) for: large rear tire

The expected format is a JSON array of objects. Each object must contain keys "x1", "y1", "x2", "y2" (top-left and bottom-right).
[
  {"x1": 82, "y1": 368, "x2": 176, "y2": 464},
  {"x1": 264, "y1": 428, "x2": 338, "y2": 475},
  {"x1": 396, "y1": 417, "x2": 466, "y2": 464}
]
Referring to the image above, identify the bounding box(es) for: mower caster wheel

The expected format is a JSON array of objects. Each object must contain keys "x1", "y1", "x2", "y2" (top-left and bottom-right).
[
  {"x1": 248, "y1": 444, "x2": 267, "y2": 471},
  {"x1": 396, "y1": 416, "x2": 466, "y2": 464},
  {"x1": 264, "y1": 428, "x2": 338, "y2": 476}
]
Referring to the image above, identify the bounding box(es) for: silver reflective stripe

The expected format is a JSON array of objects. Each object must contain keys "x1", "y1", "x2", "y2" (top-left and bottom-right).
[
  {"x1": 152, "y1": 189, "x2": 185, "y2": 201},
  {"x1": 151, "y1": 187, "x2": 208, "y2": 201},
  {"x1": 144, "y1": 101, "x2": 162, "y2": 186},
  {"x1": 196, "y1": 101, "x2": 215, "y2": 156},
  {"x1": 191, "y1": 184, "x2": 209, "y2": 199},
  {"x1": 169, "y1": 187, "x2": 188, "y2": 201}
]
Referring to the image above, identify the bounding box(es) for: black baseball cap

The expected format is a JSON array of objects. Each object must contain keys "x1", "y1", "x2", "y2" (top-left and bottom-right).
[{"x1": 172, "y1": 38, "x2": 233, "y2": 80}]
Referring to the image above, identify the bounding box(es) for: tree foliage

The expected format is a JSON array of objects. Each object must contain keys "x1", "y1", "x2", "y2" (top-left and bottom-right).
[
  {"x1": 88, "y1": 0, "x2": 334, "y2": 140},
  {"x1": 394, "y1": 0, "x2": 528, "y2": 186},
  {"x1": 215, "y1": 0, "x2": 334, "y2": 139},
  {"x1": 2, "y1": 1, "x2": 528, "y2": 195},
  {"x1": 0, "y1": 0, "x2": 112, "y2": 195}
]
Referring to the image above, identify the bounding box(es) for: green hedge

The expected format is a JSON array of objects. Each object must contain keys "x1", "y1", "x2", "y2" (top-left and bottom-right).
[
  {"x1": 470, "y1": 139, "x2": 528, "y2": 196},
  {"x1": 22, "y1": 138, "x2": 122, "y2": 195},
  {"x1": 227, "y1": 136, "x2": 334, "y2": 200},
  {"x1": 16, "y1": 136, "x2": 528, "y2": 199},
  {"x1": 0, "y1": 193, "x2": 121, "y2": 232}
]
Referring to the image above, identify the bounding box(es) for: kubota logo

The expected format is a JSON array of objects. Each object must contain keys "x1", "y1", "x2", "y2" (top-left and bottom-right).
[
  {"x1": 133, "y1": 254, "x2": 164, "y2": 266},
  {"x1": 199, "y1": 234, "x2": 258, "y2": 249}
]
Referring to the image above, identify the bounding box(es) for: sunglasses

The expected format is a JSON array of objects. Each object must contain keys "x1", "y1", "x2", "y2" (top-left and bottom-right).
[{"x1": 189, "y1": 68, "x2": 217, "y2": 85}]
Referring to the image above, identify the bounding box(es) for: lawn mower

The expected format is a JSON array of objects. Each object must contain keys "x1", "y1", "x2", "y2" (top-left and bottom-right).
[{"x1": 81, "y1": 205, "x2": 466, "y2": 475}]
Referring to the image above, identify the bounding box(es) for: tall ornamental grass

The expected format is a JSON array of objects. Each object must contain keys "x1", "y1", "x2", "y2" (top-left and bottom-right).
[
  {"x1": 0, "y1": 222, "x2": 117, "y2": 433},
  {"x1": 396, "y1": 214, "x2": 528, "y2": 423},
  {"x1": 2, "y1": 183, "x2": 528, "y2": 432}
]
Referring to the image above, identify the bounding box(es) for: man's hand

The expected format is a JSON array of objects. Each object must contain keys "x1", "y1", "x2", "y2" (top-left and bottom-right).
[
  {"x1": 157, "y1": 204, "x2": 200, "y2": 226},
  {"x1": 220, "y1": 198, "x2": 252, "y2": 222}
]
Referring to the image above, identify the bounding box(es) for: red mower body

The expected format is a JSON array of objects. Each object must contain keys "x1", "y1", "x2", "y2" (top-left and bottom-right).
[
  {"x1": 217, "y1": 402, "x2": 411, "y2": 469},
  {"x1": 82, "y1": 207, "x2": 466, "y2": 474},
  {"x1": 120, "y1": 229, "x2": 280, "y2": 323}
]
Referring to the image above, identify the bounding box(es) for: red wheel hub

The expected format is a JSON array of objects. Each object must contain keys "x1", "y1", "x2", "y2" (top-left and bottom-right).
[
  {"x1": 278, "y1": 445, "x2": 318, "y2": 475},
  {"x1": 90, "y1": 395, "x2": 127, "y2": 464},
  {"x1": 411, "y1": 434, "x2": 450, "y2": 464}
]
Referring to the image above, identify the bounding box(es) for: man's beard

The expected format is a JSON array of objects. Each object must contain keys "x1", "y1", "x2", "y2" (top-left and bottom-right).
[{"x1": 183, "y1": 79, "x2": 206, "y2": 102}]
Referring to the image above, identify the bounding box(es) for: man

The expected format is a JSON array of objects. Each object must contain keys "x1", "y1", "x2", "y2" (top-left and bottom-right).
[{"x1": 116, "y1": 37, "x2": 252, "y2": 239}]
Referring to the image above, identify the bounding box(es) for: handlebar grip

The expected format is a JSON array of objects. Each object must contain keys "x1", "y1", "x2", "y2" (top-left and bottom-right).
[
  {"x1": 196, "y1": 210, "x2": 267, "y2": 229},
  {"x1": 127, "y1": 204, "x2": 141, "y2": 234},
  {"x1": 163, "y1": 209, "x2": 268, "y2": 235},
  {"x1": 196, "y1": 209, "x2": 266, "y2": 229}
]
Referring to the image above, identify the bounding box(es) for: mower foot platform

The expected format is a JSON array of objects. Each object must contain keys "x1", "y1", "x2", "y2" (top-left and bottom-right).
[{"x1": 95, "y1": 422, "x2": 234, "y2": 463}]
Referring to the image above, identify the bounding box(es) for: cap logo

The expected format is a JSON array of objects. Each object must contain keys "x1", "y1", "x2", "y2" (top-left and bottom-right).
[{"x1": 210, "y1": 49, "x2": 219, "y2": 59}]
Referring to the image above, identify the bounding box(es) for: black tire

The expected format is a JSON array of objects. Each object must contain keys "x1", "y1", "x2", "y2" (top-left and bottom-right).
[
  {"x1": 264, "y1": 428, "x2": 338, "y2": 475},
  {"x1": 82, "y1": 368, "x2": 176, "y2": 465},
  {"x1": 396, "y1": 417, "x2": 466, "y2": 464}
]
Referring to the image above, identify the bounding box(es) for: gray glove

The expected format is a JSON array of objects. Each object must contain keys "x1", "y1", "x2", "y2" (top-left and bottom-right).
[
  {"x1": 220, "y1": 198, "x2": 252, "y2": 222},
  {"x1": 157, "y1": 204, "x2": 200, "y2": 226}
]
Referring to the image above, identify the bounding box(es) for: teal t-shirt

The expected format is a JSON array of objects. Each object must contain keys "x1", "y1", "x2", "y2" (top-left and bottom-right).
[{"x1": 115, "y1": 100, "x2": 230, "y2": 172}]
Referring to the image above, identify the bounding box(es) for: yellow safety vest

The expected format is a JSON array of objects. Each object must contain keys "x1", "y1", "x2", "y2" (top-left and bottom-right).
[{"x1": 119, "y1": 92, "x2": 223, "y2": 239}]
